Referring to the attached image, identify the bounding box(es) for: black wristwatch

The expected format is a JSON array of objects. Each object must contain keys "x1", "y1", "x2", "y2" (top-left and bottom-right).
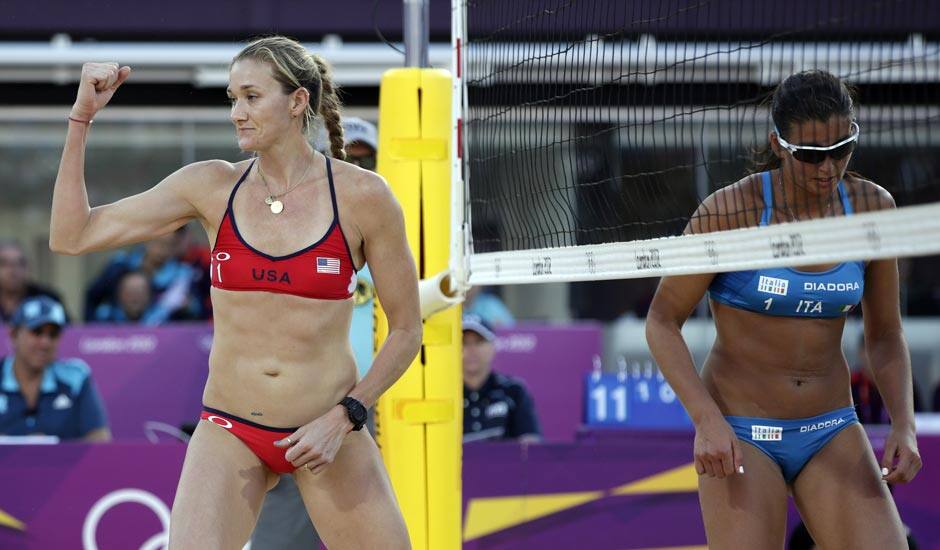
[{"x1": 340, "y1": 396, "x2": 368, "y2": 431}]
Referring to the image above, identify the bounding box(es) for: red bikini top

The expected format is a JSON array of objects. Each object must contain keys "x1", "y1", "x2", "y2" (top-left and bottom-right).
[{"x1": 210, "y1": 159, "x2": 357, "y2": 300}]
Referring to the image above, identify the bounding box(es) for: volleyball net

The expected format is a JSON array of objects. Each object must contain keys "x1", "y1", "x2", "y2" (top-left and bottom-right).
[{"x1": 451, "y1": 0, "x2": 940, "y2": 285}]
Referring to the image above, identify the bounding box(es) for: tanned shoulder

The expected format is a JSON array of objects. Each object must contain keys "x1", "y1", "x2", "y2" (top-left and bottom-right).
[
  {"x1": 687, "y1": 173, "x2": 763, "y2": 234},
  {"x1": 843, "y1": 173, "x2": 896, "y2": 214}
]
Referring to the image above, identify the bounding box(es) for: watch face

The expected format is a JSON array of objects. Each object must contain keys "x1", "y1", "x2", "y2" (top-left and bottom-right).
[{"x1": 344, "y1": 397, "x2": 367, "y2": 425}]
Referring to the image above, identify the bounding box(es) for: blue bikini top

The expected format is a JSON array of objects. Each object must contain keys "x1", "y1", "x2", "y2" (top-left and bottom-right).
[{"x1": 707, "y1": 172, "x2": 865, "y2": 318}]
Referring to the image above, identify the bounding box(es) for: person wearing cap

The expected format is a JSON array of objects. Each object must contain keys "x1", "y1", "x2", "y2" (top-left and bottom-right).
[
  {"x1": 0, "y1": 297, "x2": 110, "y2": 441},
  {"x1": 462, "y1": 315, "x2": 541, "y2": 443},
  {"x1": 339, "y1": 116, "x2": 378, "y2": 170}
]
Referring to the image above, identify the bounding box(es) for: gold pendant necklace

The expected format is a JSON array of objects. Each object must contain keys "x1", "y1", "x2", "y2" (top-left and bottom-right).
[{"x1": 258, "y1": 156, "x2": 313, "y2": 215}]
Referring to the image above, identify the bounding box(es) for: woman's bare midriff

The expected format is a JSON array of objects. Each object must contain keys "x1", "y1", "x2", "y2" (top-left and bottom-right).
[
  {"x1": 203, "y1": 288, "x2": 357, "y2": 427},
  {"x1": 702, "y1": 300, "x2": 853, "y2": 419}
]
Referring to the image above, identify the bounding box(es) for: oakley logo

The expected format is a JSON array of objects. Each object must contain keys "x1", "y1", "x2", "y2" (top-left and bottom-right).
[
  {"x1": 212, "y1": 252, "x2": 231, "y2": 283},
  {"x1": 206, "y1": 416, "x2": 233, "y2": 429},
  {"x1": 751, "y1": 425, "x2": 782, "y2": 441},
  {"x1": 800, "y1": 418, "x2": 845, "y2": 433}
]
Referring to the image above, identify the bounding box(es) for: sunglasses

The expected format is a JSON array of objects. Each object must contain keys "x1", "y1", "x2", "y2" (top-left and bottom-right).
[{"x1": 775, "y1": 121, "x2": 859, "y2": 164}]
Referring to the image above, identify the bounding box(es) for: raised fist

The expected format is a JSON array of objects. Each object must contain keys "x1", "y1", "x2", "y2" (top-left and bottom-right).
[{"x1": 71, "y1": 62, "x2": 132, "y2": 121}]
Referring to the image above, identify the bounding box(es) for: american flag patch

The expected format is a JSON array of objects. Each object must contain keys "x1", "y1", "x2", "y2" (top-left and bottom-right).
[{"x1": 316, "y1": 257, "x2": 341, "y2": 274}]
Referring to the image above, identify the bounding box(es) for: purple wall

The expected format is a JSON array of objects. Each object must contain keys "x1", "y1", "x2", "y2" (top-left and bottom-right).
[
  {"x1": 1, "y1": 430, "x2": 938, "y2": 548},
  {"x1": 490, "y1": 323, "x2": 602, "y2": 442},
  {"x1": 463, "y1": 429, "x2": 940, "y2": 548}
]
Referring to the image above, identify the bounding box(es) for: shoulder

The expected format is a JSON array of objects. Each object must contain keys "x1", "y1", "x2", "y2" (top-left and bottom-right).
[
  {"x1": 688, "y1": 173, "x2": 763, "y2": 234},
  {"x1": 492, "y1": 372, "x2": 533, "y2": 397},
  {"x1": 330, "y1": 160, "x2": 404, "y2": 240},
  {"x1": 49, "y1": 358, "x2": 92, "y2": 395},
  {"x1": 162, "y1": 159, "x2": 250, "y2": 196},
  {"x1": 168, "y1": 159, "x2": 253, "y2": 214},
  {"x1": 843, "y1": 174, "x2": 895, "y2": 213},
  {"x1": 330, "y1": 159, "x2": 397, "y2": 207},
  {"x1": 178, "y1": 159, "x2": 250, "y2": 186}
]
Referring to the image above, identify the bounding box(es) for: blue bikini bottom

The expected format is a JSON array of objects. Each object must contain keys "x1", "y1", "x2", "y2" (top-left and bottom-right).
[{"x1": 725, "y1": 406, "x2": 858, "y2": 482}]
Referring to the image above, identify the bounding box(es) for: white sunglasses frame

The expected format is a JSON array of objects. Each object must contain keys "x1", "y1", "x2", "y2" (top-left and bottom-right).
[{"x1": 774, "y1": 121, "x2": 860, "y2": 158}]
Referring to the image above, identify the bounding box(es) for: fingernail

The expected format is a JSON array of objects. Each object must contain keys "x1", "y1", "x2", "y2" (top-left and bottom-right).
[
  {"x1": 882, "y1": 467, "x2": 889, "y2": 476},
  {"x1": 737, "y1": 465, "x2": 744, "y2": 474}
]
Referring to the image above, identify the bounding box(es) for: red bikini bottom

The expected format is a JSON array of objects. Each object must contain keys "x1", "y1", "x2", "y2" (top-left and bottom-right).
[{"x1": 200, "y1": 406, "x2": 299, "y2": 474}]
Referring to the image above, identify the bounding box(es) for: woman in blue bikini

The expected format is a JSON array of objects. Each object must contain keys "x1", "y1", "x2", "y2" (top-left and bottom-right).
[{"x1": 646, "y1": 70, "x2": 921, "y2": 548}]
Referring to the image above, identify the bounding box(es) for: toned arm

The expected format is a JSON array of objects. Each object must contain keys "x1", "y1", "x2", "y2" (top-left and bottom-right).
[
  {"x1": 345, "y1": 174, "x2": 422, "y2": 409},
  {"x1": 49, "y1": 150, "x2": 224, "y2": 255},
  {"x1": 49, "y1": 61, "x2": 217, "y2": 255}
]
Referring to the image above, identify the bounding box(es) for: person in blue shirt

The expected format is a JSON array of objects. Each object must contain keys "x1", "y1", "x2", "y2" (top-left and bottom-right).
[
  {"x1": 85, "y1": 231, "x2": 203, "y2": 323},
  {"x1": 1, "y1": 296, "x2": 110, "y2": 441}
]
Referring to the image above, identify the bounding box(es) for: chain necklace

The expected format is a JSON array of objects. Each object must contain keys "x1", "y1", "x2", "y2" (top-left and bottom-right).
[
  {"x1": 777, "y1": 173, "x2": 836, "y2": 223},
  {"x1": 257, "y1": 156, "x2": 313, "y2": 214}
]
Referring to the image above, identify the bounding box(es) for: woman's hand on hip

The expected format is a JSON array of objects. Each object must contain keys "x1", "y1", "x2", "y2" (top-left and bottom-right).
[
  {"x1": 71, "y1": 62, "x2": 131, "y2": 121},
  {"x1": 275, "y1": 405, "x2": 354, "y2": 475},
  {"x1": 693, "y1": 413, "x2": 744, "y2": 479}
]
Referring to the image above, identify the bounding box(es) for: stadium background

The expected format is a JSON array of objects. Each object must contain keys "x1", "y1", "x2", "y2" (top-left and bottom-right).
[{"x1": 1, "y1": 1, "x2": 939, "y2": 548}]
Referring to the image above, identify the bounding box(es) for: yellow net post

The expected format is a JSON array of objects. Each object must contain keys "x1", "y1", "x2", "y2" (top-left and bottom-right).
[{"x1": 374, "y1": 67, "x2": 461, "y2": 550}]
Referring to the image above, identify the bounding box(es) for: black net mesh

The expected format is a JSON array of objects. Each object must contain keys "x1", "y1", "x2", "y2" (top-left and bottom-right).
[{"x1": 462, "y1": 0, "x2": 940, "y2": 254}]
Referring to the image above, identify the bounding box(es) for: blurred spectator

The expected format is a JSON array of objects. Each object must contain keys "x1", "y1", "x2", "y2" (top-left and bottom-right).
[
  {"x1": 341, "y1": 116, "x2": 378, "y2": 171},
  {"x1": 0, "y1": 240, "x2": 67, "y2": 324},
  {"x1": 84, "y1": 230, "x2": 205, "y2": 322},
  {"x1": 251, "y1": 116, "x2": 380, "y2": 550},
  {"x1": 464, "y1": 286, "x2": 515, "y2": 327},
  {"x1": 91, "y1": 271, "x2": 158, "y2": 323},
  {"x1": 174, "y1": 225, "x2": 213, "y2": 318},
  {"x1": 851, "y1": 334, "x2": 922, "y2": 423},
  {"x1": 907, "y1": 256, "x2": 940, "y2": 316},
  {"x1": 462, "y1": 315, "x2": 540, "y2": 443},
  {"x1": 933, "y1": 382, "x2": 940, "y2": 413},
  {"x1": 0, "y1": 297, "x2": 110, "y2": 441}
]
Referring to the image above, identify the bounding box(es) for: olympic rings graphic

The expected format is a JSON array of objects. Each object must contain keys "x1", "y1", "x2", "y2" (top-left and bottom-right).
[{"x1": 82, "y1": 488, "x2": 170, "y2": 550}]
